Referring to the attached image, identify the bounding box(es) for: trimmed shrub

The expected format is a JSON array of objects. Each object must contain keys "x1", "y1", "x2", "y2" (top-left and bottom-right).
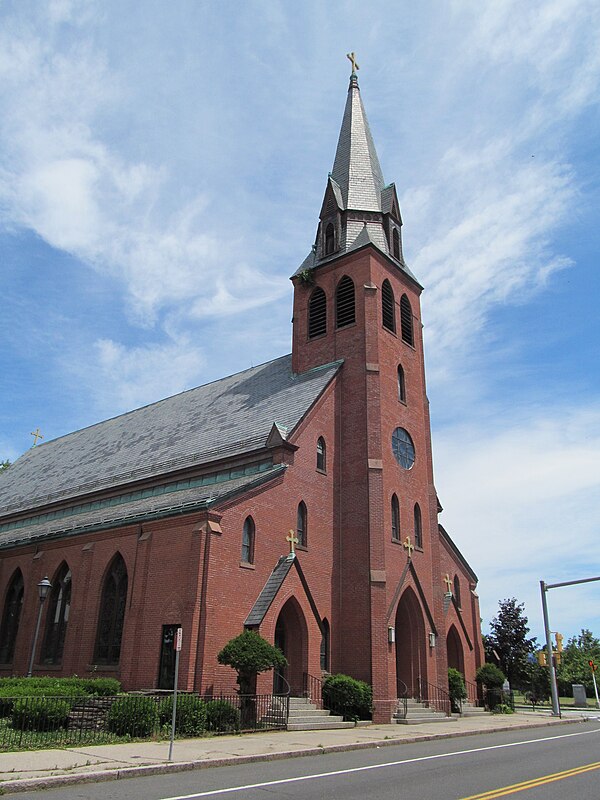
[
  {"x1": 158, "y1": 694, "x2": 207, "y2": 737},
  {"x1": 476, "y1": 663, "x2": 506, "y2": 711},
  {"x1": 322, "y1": 674, "x2": 372, "y2": 721},
  {"x1": 448, "y1": 668, "x2": 467, "y2": 712},
  {"x1": 107, "y1": 695, "x2": 159, "y2": 737},
  {"x1": 475, "y1": 663, "x2": 505, "y2": 689},
  {"x1": 11, "y1": 697, "x2": 71, "y2": 731},
  {"x1": 79, "y1": 678, "x2": 121, "y2": 696},
  {"x1": 205, "y1": 699, "x2": 241, "y2": 733}
]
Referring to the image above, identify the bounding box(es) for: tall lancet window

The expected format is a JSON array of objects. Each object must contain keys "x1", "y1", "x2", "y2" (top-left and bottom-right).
[
  {"x1": 297, "y1": 501, "x2": 307, "y2": 547},
  {"x1": 0, "y1": 569, "x2": 24, "y2": 664},
  {"x1": 94, "y1": 554, "x2": 128, "y2": 665},
  {"x1": 391, "y1": 494, "x2": 400, "y2": 541},
  {"x1": 42, "y1": 563, "x2": 71, "y2": 665},
  {"x1": 413, "y1": 504, "x2": 423, "y2": 549},
  {"x1": 336, "y1": 276, "x2": 355, "y2": 329}
]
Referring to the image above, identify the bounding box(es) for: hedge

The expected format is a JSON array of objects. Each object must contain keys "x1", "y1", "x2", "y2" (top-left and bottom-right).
[{"x1": 106, "y1": 695, "x2": 159, "y2": 737}]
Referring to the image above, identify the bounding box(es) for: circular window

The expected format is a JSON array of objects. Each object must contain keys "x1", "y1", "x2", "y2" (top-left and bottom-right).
[{"x1": 392, "y1": 428, "x2": 415, "y2": 469}]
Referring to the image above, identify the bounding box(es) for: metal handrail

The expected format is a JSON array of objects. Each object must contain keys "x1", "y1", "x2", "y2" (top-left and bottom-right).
[
  {"x1": 303, "y1": 672, "x2": 323, "y2": 708},
  {"x1": 396, "y1": 679, "x2": 409, "y2": 718},
  {"x1": 411, "y1": 678, "x2": 452, "y2": 716},
  {"x1": 464, "y1": 678, "x2": 482, "y2": 707},
  {"x1": 274, "y1": 671, "x2": 292, "y2": 697}
]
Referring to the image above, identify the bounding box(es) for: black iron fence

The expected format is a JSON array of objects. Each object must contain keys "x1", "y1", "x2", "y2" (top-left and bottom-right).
[{"x1": 0, "y1": 691, "x2": 289, "y2": 751}]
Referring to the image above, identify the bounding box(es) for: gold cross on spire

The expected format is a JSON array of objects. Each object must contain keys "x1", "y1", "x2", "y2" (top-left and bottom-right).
[
  {"x1": 286, "y1": 530, "x2": 299, "y2": 555},
  {"x1": 444, "y1": 573, "x2": 453, "y2": 592},
  {"x1": 346, "y1": 52, "x2": 359, "y2": 75},
  {"x1": 30, "y1": 428, "x2": 44, "y2": 446},
  {"x1": 403, "y1": 536, "x2": 414, "y2": 558}
]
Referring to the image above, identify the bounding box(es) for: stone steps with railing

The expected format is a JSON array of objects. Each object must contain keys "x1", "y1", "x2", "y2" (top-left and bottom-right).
[
  {"x1": 263, "y1": 696, "x2": 355, "y2": 730},
  {"x1": 393, "y1": 698, "x2": 454, "y2": 724}
]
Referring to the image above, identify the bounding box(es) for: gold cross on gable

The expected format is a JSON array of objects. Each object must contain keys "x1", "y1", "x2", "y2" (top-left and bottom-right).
[
  {"x1": 286, "y1": 530, "x2": 299, "y2": 555},
  {"x1": 30, "y1": 428, "x2": 44, "y2": 446},
  {"x1": 444, "y1": 574, "x2": 453, "y2": 592},
  {"x1": 346, "y1": 52, "x2": 359, "y2": 75},
  {"x1": 403, "y1": 536, "x2": 414, "y2": 558}
]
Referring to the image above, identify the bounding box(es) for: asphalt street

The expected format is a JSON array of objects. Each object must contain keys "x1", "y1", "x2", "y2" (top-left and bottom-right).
[{"x1": 8, "y1": 721, "x2": 600, "y2": 799}]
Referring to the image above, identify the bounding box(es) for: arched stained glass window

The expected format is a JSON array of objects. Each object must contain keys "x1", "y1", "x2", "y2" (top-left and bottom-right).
[
  {"x1": 308, "y1": 287, "x2": 327, "y2": 338},
  {"x1": 297, "y1": 501, "x2": 307, "y2": 547},
  {"x1": 242, "y1": 516, "x2": 255, "y2": 564},
  {"x1": 0, "y1": 569, "x2": 24, "y2": 664},
  {"x1": 397, "y1": 364, "x2": 406, "y2": 403},
  {"x1": 414, "y1": 504, "x2": 423, "y2": 549},
  {"x1": 316, "y1": 437, "x2": 326, "y2": 472},
  {"x1": 382, "y1": 279, "x2": 395, "y2": 332},
  {"x1": 400, "y1": 294, "x2": 414, "y2": 346},
  {"x1": 454, "y1": 575, "x2": 462, "y2": 608},
  {"x1": 42, "y1": 563, "x2": 71, "y2": 665},
  {"x1": 336, "y1": 276, "x2": 355, "y2": 329},
  {"x1": 94, "y1": 554, "x2": 128, "y2": 665},
  {"x1": 391, "y1": 494, "x2": 400, "y2": 541}
]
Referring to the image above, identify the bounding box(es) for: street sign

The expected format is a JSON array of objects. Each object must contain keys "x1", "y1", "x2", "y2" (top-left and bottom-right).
[{"x1": 175, "y1": 627, "x2": 183, "y2": 651}]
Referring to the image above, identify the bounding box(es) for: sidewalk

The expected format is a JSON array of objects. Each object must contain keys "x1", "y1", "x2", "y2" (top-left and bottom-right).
[{"x1": 0, "y1": 711, "x2": 589, "y2": 794}]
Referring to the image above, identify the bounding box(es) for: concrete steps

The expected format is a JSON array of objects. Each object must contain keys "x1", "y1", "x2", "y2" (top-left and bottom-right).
[
  {"x1": 267, "y1": 696, "x2": 356, "y2": 731},
  {"x1": 460, "y1": 701, "x2": 488, "y2": 717},
  {"x1": 393, "y1": 698, "x2": 454, "y2": 725}
]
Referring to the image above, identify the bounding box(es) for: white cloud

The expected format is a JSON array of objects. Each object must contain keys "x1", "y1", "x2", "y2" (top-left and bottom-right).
[
  {"x1": 435, "y1": 404, "x2": 600, "y2": 638},
  {"x1": 85, "y1": 337, "x2": 207, "y2": 415}
]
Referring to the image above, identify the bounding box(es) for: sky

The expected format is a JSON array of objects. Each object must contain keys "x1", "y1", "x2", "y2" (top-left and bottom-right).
[{"x1": 1, "y1": 0, "x2": 599, "y2": 645}]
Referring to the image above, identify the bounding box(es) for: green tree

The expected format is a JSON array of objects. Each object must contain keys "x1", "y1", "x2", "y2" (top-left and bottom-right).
[
  {"x1": 217, "y1": 630, "x2": 287, "y2": 727},
  {"x1": 486, "y1": 598, "x2": 537, "y2": 688},
  {"x1": 0, "y1": 460, "x2": 10, "y2": 473},
  {"x1": 557, "y1": 629, "x2": 600, "y2": 697}
]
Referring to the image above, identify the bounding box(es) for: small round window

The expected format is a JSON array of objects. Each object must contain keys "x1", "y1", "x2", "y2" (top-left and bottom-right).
[{"x1": 392, "y1": 427, "x2": 415, "y2": 469}]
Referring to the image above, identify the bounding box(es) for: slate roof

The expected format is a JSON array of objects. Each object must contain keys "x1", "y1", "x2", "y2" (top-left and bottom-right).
[
  {"x1": 0, "y1": 465, "x2": 286, "y2": 551},
  {"x1": 0, "y1": 355, "x2": 342, "y2": 518},
  {"x1": 244, "y1": 554, "x2": 295, "y2": 627}
]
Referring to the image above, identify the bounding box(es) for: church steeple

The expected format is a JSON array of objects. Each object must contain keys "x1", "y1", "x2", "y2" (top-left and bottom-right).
[
  {"x1": 330, "y1": 69, "x2": 384, "y2": 212},
  {"x1": 294, "y1": 59, "x2": 414, "y2": 280}
]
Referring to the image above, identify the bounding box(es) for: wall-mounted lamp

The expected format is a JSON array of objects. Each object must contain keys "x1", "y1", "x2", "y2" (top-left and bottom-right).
[
  {"x1": 388, "y1": 626, "x2": 395, "y2": 644},
  {"x1": 428, "y1": 632, "x2": 436, "y2": 648}
]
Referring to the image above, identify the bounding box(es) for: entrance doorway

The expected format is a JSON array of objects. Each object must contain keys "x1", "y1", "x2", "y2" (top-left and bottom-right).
[
  {"x1": 273, "y1": 598, "x2": 308, "y2": 695},
  {"x1": 395, "y1": 588, "x2": 427, "y2": 696},
  {"x1": 157, "y1": 624, "x2": 180, "y2": 689},
  {"x1": 446, "y1": 624, "x2": 464, "y2": 675}
]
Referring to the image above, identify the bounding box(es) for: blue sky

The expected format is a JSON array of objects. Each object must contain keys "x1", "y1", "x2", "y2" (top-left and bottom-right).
[{"x1": 1, "y1": 0, "x2": 599, "y2": 644}]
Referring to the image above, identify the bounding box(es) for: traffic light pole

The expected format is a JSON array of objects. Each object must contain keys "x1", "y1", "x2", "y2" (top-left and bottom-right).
[
  {"x1": 540, "y1": 581, "x2": 560, "y2": 717},
  {"x1": 540, "y1": 574, "x2": 600, "y2": 718}
]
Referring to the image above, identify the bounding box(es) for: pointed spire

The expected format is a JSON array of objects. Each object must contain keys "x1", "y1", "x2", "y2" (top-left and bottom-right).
[{"x1": 330, "y1": 69, "x2": 385, "y2": 212}]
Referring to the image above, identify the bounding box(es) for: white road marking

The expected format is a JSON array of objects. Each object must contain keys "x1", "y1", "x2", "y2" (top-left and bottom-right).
[{"x1": 160, "y1": 726, "x2": 600, "y2": 800}]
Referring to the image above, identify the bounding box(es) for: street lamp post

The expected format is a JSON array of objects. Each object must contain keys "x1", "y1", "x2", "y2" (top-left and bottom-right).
[{"x1": 27, "y1": 577, "x2": 52, "y2": 678}]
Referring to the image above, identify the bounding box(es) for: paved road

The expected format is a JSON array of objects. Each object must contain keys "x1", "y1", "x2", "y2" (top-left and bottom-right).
[{"x1": 10, "y1": 721, "x2": 600, "y2": 799}]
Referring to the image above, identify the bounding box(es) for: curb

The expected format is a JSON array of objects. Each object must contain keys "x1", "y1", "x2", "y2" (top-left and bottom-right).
[{"x1": 0, "y1": 717, "x2": 581, "y2": 795}]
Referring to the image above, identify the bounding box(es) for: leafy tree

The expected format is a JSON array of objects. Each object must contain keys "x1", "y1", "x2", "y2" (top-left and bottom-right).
[
  {"x1": 557, "y1": 629, "x2": 600, "y2": 697},
  {"x1": 475, "y1": 663, "x2": 506, "y2": 711},
  {"x1": 448, "y1": 668, "x2": 467, "y2": 712},
  {"x1": 0, "y1": 460, "x2": 10, "y2": 473},
  {"x1": 218, "y1": 630, "x2": 287, "y2": 694},
  {"x1": 486, "y1": 598, "x2": 537, "y2": 688},
  {"x1": 218, "y1": 630, "x2": 287, "y2": 727},
  {"x1": 524, "y1": 662, "x2": 550, "y2": 705}
]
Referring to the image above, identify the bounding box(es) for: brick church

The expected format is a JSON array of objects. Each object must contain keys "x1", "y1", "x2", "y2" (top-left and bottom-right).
[{"x1": 0, "y1": 67, "x2": 483, "y2": 721}]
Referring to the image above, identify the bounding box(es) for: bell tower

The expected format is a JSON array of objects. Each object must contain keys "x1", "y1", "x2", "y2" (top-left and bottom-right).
[{"x1": 290, "y1": 63, "x2": 446, "y2": 719}]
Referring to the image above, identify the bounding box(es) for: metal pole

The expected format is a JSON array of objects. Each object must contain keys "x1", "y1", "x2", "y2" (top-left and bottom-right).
[
  {"x1": 592, "y1": 670, "x2": 600, "y2": 709},
  {"x1": 27, "y1": 600, "x2": 45, "y2": 678},
  {"x1": 168, "y1": 633, "x2": 181, "y2": 762},
  {"x1": 540, "y1": 580, "x2": 560, "y2": 717}
]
